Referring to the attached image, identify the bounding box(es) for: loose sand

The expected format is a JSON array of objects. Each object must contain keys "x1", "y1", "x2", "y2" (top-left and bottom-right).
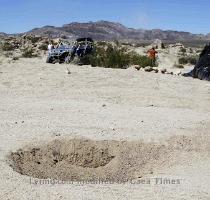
[{"x1": 0, "y1": 57, "x2": 210, "y2": 199}]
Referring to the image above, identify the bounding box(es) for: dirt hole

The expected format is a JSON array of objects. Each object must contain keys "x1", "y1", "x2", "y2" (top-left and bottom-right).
[{"x1": 8, "y1": 136, "x2": 206, "y2": 182}]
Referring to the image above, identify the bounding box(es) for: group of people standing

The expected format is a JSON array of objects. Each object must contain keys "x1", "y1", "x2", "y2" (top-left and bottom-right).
[{"x1": 48, "y1": 42, "x2": 64, "y2": 52}]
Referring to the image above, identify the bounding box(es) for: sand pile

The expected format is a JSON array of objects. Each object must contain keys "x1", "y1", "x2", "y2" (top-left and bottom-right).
[
  {"x1": 8, "y1": 135, "x2": 209, "y2": 182},
  {"x1": 9, "y1": 138, "x2": 168, "y2": 182}
]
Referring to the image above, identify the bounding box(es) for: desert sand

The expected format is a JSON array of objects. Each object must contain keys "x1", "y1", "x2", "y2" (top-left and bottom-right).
[{"x1": 0, "y1": 57, "x2": 210, "y2": 200}]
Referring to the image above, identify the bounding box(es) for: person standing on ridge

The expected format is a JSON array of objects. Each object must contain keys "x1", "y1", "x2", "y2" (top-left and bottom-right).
[{"x1": 147, "y1": 47, "x2": 158, "y2": 66}]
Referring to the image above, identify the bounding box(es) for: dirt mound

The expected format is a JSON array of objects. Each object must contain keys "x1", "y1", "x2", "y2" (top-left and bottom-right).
[
  {"x1": 8, "y1": 139, "x2": 169, "y2": 182},
  {"x1": 8, "y1": 136, "x2": 209, "y2": 182}
]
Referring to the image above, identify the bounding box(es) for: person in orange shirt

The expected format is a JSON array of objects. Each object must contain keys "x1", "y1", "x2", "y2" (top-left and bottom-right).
[{"x1": 147, "y1": 47, "x2": 158, "y2": 66}]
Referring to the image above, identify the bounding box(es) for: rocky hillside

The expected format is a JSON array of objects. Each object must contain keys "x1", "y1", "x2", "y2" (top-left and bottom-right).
[
  {"x1": 25, "y1": 21, "x2": 209, "y2": 42},
  {"x1": 0, "y1": 34, "x2": 49, "y2": 59}
]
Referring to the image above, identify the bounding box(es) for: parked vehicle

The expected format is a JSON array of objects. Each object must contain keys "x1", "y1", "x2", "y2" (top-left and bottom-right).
[{"x1": 46, "y1": 38, "x2": 94, "y2": 64}]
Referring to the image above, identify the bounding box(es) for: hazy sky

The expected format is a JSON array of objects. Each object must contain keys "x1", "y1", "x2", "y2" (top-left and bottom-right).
[{"x1": 0, "y1": 0, "x2": 209, "y2": 34}]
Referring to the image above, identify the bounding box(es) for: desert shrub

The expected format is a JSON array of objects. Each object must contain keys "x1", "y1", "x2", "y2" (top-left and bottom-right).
[
  {"x1": 180, "y1": 47, "x2": 186, "y2": 53},
  {"x1": 89, "y1": 44, "x2": 130, "y2": 68},
  {"x1": 96, "y1": 41, "x2": 107, "y2": 46},
  {"x1": 88, "y1": 43, "x2": 157, "y2": 68},
  {"x1": 129, "y1": 52, "x2": 156, "y2": 67},
  {"x1": 178, "y1": 57, "x2": 188, "y2": 65},
  {"x1": 26, "y1": 36, "x2": 40, "y2": 44},
  {"x1": 179, "y1": 56, "x2": 198, "y2": 65},
  {"x1": 121, "y1": 42, "x2": 132, "y2": 47},
  {"x1": 188, "y1": 56, "x2": 197, "y2": 65},
  {"x1": 21, "y1": 47, "x2": 38, "y2": 58},
  {"x1": 161, "y1": 43, "x2": 166, "y2": 49},
  {"x1": 1, "y1": 42, "x2": 15, "y2": 51},
  {"x1": 38, "y1": 43, "x2": 48, "y2": 50},
  {"x1": 174, "y1": 64, "x2": 184, "y2": 68}
]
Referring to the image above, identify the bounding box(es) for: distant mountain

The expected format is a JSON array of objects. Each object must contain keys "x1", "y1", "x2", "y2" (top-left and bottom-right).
[
  {"x1": 12, "y1": 21, "x2": 210, "y2": 42},
  {"x1": 0, "y1": 32, "x2": 8, "y2": 37}
]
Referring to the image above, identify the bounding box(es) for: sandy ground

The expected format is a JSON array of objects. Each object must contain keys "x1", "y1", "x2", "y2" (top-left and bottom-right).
[{"x1": 0, "y1": 57, "x2": 210, "y2": 200}]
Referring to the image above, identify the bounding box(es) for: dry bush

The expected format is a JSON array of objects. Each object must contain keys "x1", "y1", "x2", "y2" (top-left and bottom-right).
[
  {"x1": 21, "y1": 47, "x2": 38, "y2": 58},
  {"x1": 38, "y1": 43, "x2": 48, "y2": 51},
  {"x1": 88, "y1": 43, "x2": 157, "y2": 68},
  {"x1": 174, "y1": 64, "x2": 184, "y2": 68},
  {"x1": 179, "y1": 56, "x2": 198, "y2": 65},
  {"x1": 1, "y1": 42, "x2": 15, "y2": 51}
]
